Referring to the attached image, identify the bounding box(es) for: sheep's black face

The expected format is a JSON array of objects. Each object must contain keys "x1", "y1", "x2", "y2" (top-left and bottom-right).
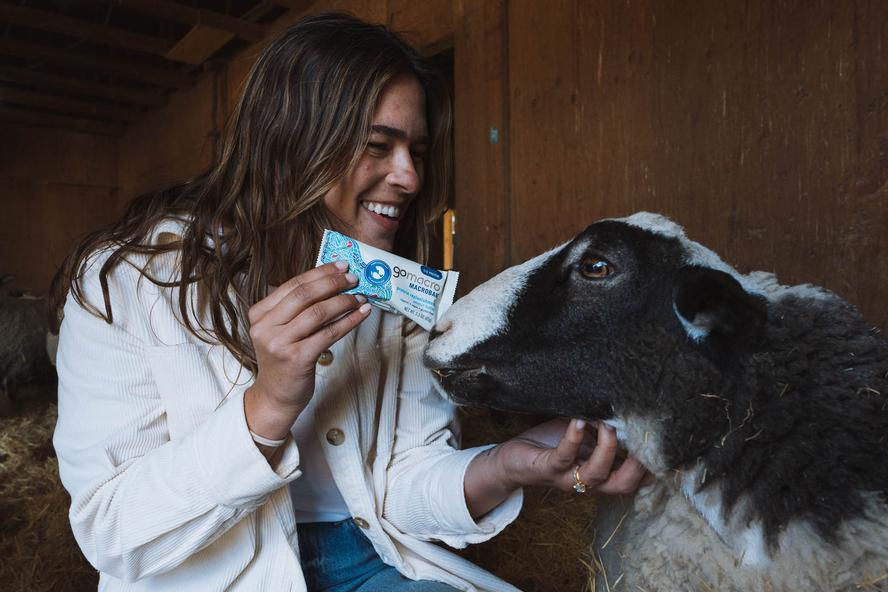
[
  {"x1": 425, "y1": 217, "x2": 687, "y2": 420},
  {"x1": 424, "y1": 213, "x2": 768, "y2": 425}
]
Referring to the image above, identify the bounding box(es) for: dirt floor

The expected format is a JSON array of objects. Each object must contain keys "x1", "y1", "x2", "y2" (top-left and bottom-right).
[{"x1": 0, "y1": 384, "x2": 598, "y2": 592}]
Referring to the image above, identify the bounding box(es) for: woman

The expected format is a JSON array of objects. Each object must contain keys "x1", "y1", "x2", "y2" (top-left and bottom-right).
[{"x1": 51, "y1": 13, "x2": 648, "y2": 592}]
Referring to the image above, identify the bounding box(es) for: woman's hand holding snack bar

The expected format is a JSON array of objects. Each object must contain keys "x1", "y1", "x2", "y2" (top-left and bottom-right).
[{"x1": 244, "y1": 261, "x2": 371, "y2": 452}]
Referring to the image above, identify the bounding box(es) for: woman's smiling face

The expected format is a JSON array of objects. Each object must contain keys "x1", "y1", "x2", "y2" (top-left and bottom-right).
[{"x1": 323, "y1": 74, "x2": 429, "y2": 251}]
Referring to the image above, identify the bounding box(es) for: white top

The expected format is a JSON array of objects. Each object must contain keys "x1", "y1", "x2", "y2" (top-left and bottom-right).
[
  {"x1": 52, "y1": 218, "x2": 523, "y2": 592},
  {"x1": 288, "y1": 359, "x2": 350, "y2": 523}
]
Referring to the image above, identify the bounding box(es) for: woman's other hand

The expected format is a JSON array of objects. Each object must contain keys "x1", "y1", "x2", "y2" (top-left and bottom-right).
[
  {"x1": 464, "y1": 418, "x2": 651, "y2": 518},
  {"x1": 244, "y1": 261, "x2": 371, "y2": 450},
  {"x1": 496, "y1": 419, "x2": 650, "y2": 495}
]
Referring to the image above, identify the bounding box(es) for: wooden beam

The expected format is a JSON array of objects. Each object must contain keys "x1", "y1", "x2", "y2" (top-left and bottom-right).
[
  {"x1": 0, "y1": 86, "x2": 142, "y2": 122},
  {"x1": 267, "y1": 0, "x2": 313, "y2": 11},
  {"x1": 0, "y1": 106, "x2": 124, "y2": 135},
  {"x1": 239, "y1": 0, "x2": 292, "y2": 23},
  {"x1": 0, "y1": 38, "x2": 191, "y2": 88},
  {"x1": 107, "y1": 0, "x2": 266, "y2": 43},
  {"x1": 0, "y1": 65, "x2": 166, "y2": 107},
  {"x1": 165, "y1": 25, "x2": 235, "y2": 66},
  {"x1": 0, "y1": 3, "x2": 176, "y2": 58},
  {"x1": 389, "y1": 0, "x2": 454, "y2": 54}
]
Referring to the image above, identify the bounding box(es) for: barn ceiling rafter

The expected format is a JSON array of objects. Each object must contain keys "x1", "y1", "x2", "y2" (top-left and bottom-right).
[{"x1": 0, "y1": 0, "x2": 304, "y2": 136}]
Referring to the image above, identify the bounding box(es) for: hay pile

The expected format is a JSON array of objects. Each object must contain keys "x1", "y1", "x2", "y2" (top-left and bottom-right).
[
  {"x1": 0, "y1": 389, "x2": 596, "y2": 592},
  {"x1": 0, "y1": 383, "x2": 98, "y2": 592}
]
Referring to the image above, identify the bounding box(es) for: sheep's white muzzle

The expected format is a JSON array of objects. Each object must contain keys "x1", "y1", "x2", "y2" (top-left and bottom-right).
[{"x1": 424, "y1": 244, "x2": 565, "y2": 370}]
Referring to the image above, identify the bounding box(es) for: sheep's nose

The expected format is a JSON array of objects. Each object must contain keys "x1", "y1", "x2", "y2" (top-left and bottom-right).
[{"x1": 428, "y1": 319, "x2": 453, "y2": 341}]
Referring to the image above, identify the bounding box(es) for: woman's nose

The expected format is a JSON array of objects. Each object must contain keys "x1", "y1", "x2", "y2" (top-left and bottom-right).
[{"x1": 386, "y1": 150, "x2": 422, "y2": 194}]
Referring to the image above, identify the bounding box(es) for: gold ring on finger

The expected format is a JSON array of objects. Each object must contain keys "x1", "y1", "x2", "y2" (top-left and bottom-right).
[{"x1": 573, "y1": 465, "x2": 588, "y2": 494}]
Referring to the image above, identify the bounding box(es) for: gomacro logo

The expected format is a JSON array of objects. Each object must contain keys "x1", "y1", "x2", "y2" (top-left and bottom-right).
[
  {"x1": 421, "y1": 265, "x2": 443, "y2": 280},
  {"x1": 364, "y1": 260, "x2": 392, "y2": 285},
  {"x1": 393, "y1": 266, "x2": 441, "y2": 291}
]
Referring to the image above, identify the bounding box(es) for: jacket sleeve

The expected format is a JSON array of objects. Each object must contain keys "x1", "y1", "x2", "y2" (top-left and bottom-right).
[
  {"x1": 52, "y1": 252, "x2": 303, "y2": 582},
  {"x1": 382, "y1": 323, "x2": 523, "y2": 549}
]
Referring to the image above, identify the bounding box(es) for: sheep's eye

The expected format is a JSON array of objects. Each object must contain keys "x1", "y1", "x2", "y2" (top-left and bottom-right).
[{"x1": 579, "y1": 257, "x2": 612, "y2": 279}]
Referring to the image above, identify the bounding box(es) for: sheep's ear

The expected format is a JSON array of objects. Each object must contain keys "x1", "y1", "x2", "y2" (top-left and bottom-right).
[{"x1": 673, "y1": 266, "x2": 767, "y2": 346}]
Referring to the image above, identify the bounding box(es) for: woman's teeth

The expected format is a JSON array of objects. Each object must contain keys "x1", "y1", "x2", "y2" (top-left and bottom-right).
[{"x1": 362, "y1": 201, "x2": 400, "y2": 219}]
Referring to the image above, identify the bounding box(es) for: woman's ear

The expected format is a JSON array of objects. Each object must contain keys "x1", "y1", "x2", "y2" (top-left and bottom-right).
[{"x1": 672, "y1": 266, "x2": 767, "y2": 347}]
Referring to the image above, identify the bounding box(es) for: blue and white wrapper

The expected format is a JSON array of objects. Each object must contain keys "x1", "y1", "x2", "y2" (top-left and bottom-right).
[{"x1": 316, "y1": 230, "x2": 459, "y2": 331}]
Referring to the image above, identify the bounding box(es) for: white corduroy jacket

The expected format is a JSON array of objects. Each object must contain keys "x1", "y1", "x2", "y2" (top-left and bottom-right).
[{"x1": 53, "y1": 220, "x2": 523, "y2": 592}]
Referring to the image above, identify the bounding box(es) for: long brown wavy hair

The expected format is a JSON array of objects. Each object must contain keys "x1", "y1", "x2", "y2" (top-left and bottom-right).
[{"x1": 48, "y1": 13, "x2": 453, "y2": 374}]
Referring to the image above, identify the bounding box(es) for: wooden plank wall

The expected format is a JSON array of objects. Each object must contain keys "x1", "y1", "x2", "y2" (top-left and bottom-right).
[
  {"x1": 0, "y1": 124, "x2": 118, "y2": 293},
  {"x1": 455, "y1": 0, "x2": 888, "y2": 330},
  {"x1": 453, "y1": 0, "x2": 509, "y2": 291}
]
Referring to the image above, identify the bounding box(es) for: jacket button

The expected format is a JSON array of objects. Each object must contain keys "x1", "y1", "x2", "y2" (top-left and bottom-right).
[
  {"x1": 317, "y1": 350, "x2": 334, "y2": 366},
  {"x1": 353, "y1": 517, "x2": 369, "y2": 529},
  {"x1": 325, "y1": 428, "x2": 345, "y2": 446}
]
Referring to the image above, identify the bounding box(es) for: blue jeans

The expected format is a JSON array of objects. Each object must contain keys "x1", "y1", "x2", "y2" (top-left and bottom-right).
[{"x1": 297, "y1": 519, "x2": 459, "y2": 592}]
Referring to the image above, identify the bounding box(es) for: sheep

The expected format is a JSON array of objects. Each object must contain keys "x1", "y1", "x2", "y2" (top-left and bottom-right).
[
  {"x1": 424, "y1": 213, "x2": 888, "y2": 591},
  {"x1": 1, "y1": 275, "x2": 57, "y2": 408}
]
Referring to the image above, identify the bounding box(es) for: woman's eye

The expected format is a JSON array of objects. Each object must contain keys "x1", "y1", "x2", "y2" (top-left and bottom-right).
[
  {"x1": 367, "y1": 142, "x2": 388, "y2": 152},
  {"x1": 579, "y1": 257, "x2": 613, "y2": 279}
]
